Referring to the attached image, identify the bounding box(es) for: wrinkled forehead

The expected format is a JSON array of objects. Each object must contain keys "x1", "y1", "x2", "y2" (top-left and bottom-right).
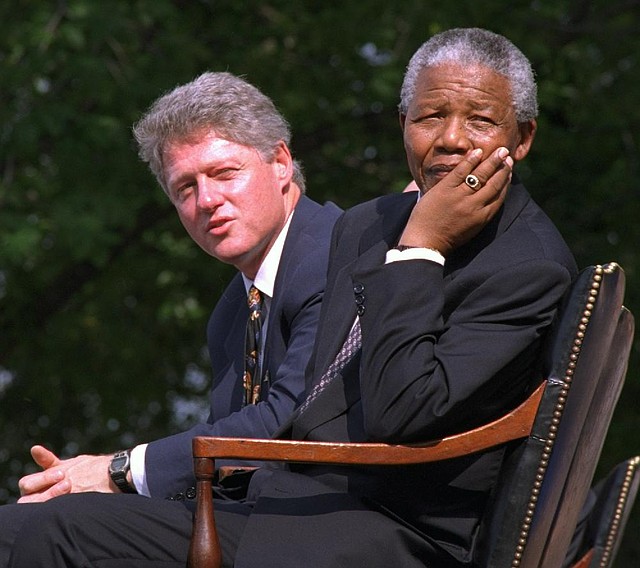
[{"x1": 412, "y1": 62, "x2": 513, "y2": 106}]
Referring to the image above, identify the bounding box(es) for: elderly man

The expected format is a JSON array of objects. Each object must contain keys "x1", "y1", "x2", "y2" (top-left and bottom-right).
[
  {"x1": 208, "y1": 27, "x2": 576, "y2": 568},
  {"x1": 0, "y1": 72, "x2": 340, "y2": 565},
  {"x1": 6, "y1": 28, "x2": 577, "y2": 568}
]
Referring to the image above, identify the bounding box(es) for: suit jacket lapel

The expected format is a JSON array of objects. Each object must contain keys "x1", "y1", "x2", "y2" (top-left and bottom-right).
[
  {"x1": 293, "y1": 194, "x2": 416, "y2": 438},
  {"x1": 216, "y1": 276, "x2": 249, "y2": 410},
  {"x1": 264, "y1": 196, "x2": 324, "y2": 365},
  {"x1": 222, "y1": 275, "x2": 248, "y2": 359},
  {"x1": 265, "y1": 197, "x2": 309, "y2": 353},
  {"x1": 310, "y1": 193, "x2": 416, "y2": 374}
]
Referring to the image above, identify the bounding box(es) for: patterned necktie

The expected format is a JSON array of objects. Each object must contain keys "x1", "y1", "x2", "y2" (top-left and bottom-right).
[
  {"x1": 296, "y1": 318, "x2": 362, "y2": 415},
  {"x1": 243, "y1": 285, "x2": 265, "y2": 406}
]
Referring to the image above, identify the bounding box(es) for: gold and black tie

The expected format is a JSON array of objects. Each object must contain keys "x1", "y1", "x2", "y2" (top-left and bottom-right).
[{"x1": 243, "y1": 285, "x2": 265, "y2": 406}]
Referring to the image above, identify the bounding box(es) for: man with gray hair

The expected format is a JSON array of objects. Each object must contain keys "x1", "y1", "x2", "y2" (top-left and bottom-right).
[
  {"x1": 6, "y1": 28, "x2": 577, "y2": 568},
  {"x1": 0, "y1": 72, "x2": 341, "y2": 565},
  {"x1": 196, "y1": 27, "x2": 574, "y2": 567}
]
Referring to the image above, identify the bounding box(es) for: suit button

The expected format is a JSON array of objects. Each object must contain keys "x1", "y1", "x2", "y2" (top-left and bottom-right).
[
  {"x1": 354, "y1": 294, "x2": 365, "y2": 305},
  {"x1": 357, "y1": 305, "x2": 365, "y2": 316},
  {"x1": 353, "y1": 283, "x2": 365, "y2": 294},
  {"x1": 186, "y1": 487, "x2": 197, "y2": 500},
  {"x1": 174, "y1": 492, "x2": 185, "y2": 501}
]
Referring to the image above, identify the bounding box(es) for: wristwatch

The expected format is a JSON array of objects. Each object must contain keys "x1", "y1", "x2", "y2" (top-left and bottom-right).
[{"x1": 108, "y1": 450, "x2": 137, "y2": 493}]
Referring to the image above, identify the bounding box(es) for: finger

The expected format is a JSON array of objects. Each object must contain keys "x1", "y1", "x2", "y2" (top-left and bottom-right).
[
  {"x1": 475, "y1": 156, "x2": 513, "y2": 202},
  {"x1": 458, "y1": 163, "x2": 511, "y2": 206},
  {"x1": 447, "y1": 148, "x2": 484, "y2": 187},
  {"x1": 454, "y1": 147, "x2": 511, "y2": 194},
  {"x1": 30, "y1": 445, "x2": 61, "y2": 470},
  {"x1": 17, "y1": 479, "x2": 72, "y2": 504},
  {"x1": 18, "y1": 468, "x2": 65, "y2": 496},
  {"x1": 470, "y1": 147, "x2": 512, "y2": 190},
  {"x1": 473, "y1": 166, "x2": 513, "y2": 218},
  {"x1": 463, "y1": 173, "x2": 483, "y2": 192}
]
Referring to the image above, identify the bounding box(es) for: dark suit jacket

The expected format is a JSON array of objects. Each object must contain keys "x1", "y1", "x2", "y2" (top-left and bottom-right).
[
  {"x1": 144, "y1": 196, "x2": 341, "y2": 498},
  {"x1": 238, "y1": 181, "x2": 577, "y2": 567}
]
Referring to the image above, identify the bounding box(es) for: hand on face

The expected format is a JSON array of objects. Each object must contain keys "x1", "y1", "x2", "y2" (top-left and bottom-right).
[
  {"x1": 398, "y1": 146, "x2": 513, "y2": 256},
  {"x1": 398, "y1": 61, "x2": 536, "y2": 256},
  {"x1": 17, "y1": 445, "x2": 115, "y2": 503}
]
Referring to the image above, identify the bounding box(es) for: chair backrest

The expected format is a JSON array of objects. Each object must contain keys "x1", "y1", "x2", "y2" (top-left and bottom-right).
[
  {"x1": 541, "y1": 306, "x2": 634, "y2": 567},
  {"x1": 572, "y1": 455, "x2": 640, "y2": 568},
  {"x1": 476, "y1": 263, "x2": 629, "y2": 568}
]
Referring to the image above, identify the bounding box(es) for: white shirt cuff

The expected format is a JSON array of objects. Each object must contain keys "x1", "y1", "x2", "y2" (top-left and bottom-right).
[
  {"x1": 385, "y1": 247, "x2": 445, "y2": 265},
  {"x1": 130, "y1": 443, "x2": 151, "y2": 497}
]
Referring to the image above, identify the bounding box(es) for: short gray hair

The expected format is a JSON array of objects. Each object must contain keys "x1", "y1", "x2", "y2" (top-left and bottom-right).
[
  {"x1": 399, "y1": 28, "x2": 538, "y2": 122},
  {"x1": 133, "y1": 71, "x2": 305, "y2": 194}
]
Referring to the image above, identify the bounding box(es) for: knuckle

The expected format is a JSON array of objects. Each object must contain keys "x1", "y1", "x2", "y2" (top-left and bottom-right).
[{"x1": 18, "y1": 477, "x2": 30, "y2": 494}]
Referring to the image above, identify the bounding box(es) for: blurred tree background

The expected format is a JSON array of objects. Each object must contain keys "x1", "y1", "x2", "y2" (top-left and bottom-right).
[{"x1": 1, "y1": 0, "x2": 639, "y2": 563}]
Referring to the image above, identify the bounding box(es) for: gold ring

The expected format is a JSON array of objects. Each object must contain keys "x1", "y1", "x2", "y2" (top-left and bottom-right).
[{"x1": 465, "y1": 174, "x2": 481, "y2": 190}]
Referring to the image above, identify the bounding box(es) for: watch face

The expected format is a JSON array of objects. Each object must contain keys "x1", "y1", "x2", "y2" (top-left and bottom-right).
[{"x1": 110, "y1": 456, "x2": 128, "y2": 471}]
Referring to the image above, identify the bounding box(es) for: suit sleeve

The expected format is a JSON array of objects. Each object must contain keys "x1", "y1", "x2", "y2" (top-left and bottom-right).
[
  {"x1": 354, "y1": 257, "x2": 573, "y2": 443},
  {"x1": 142, "y1": 282, "x2": 323, "y2": 497}
]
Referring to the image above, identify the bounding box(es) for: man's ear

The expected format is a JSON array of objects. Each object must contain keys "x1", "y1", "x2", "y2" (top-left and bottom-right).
[
  {"x1": 399, "y1": 113, "x2": 407, "y2": 131},
  {"x1": 514, "y1": 119, "x2": 537, "y2": 162},
  {"x1": 273, "y1": 141, "x2": 293, "y2": 186}
]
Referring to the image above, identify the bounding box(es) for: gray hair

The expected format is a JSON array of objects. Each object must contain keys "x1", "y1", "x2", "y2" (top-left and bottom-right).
[
  {"x1": 133, "y1": 71, "x2": 305, "y2": 194},
  {"x1": 399, "y1": 28, "x2": 538, "y2": 122}
]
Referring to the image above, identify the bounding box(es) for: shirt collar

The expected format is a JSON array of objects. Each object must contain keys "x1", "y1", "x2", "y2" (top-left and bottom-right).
[{"x1": 241, "y1": 211, "x2": 294, "y2": 298}]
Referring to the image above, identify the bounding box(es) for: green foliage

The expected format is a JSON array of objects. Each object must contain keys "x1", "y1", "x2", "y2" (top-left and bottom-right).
[{"x1": 1, "y1": 0, "x2": 639, "y2": 563}]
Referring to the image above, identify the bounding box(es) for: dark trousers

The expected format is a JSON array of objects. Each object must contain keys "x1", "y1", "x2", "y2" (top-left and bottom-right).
[
  {"x1": 0, "y1": 471, "x2": 438, "y2": 568},
  {"x1": 0, "y1": 493, "x2": 250, "y2": 568},
  {"x1": 0, "y1": 484, "x2": 598, "y2": 568}
]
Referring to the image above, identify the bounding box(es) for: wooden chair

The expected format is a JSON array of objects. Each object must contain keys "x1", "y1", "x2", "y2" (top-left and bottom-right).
[
  {"x1": 187, "y1": 263, "x2": 634, "y2": 568},
  {"x1": 571, "y1": 456, "x2": 640, "y2": 568}
]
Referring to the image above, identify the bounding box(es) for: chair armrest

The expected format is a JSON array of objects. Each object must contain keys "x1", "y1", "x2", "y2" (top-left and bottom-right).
[
  {"x1": 187, "y1": 381, "x2": 545, "y2": 568},
  {"x1": 193, "y1": 380, "x2": 545, "y2": 465}
]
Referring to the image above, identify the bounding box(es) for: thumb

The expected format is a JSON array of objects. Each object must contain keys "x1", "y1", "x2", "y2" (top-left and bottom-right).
[{"x1": 30, "y1": 445, "x2": 61, "y2": 470}]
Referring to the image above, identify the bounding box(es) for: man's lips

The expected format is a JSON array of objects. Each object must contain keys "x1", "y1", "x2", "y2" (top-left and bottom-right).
[
  {"x1": 206, "y1": 217, "x2": 233, "y2": 235},
  {"x1": 425, "y1": 162, "x2": 462, "y2": 181},
  {"x1": 429, "y1": 162, "x2": 460, "y2": 175}
]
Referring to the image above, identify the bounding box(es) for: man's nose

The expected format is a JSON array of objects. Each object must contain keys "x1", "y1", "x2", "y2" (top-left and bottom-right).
[
  {"x1": 196, "y1": 180, "x2": 223, "y2": 209},
  {"x1": 437, "y1": 118, "x2": 473, "y2": 153}
]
